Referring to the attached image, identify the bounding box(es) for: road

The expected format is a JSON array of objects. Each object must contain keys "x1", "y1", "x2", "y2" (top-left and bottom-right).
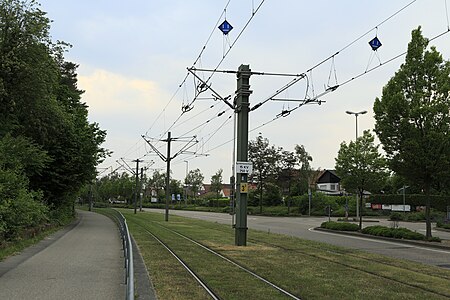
[
  {"x1": 143, "y1": 208, "x2": 450, "y2": 269},
  {"x1": 0, "y1": 210, "x2": 125, "y2": 300}
]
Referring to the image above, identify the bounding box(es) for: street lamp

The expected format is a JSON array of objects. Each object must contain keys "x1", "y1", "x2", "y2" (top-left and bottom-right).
[
  {"x1": 346, "y1": 110, "x2": 367, "y2": 140},
  {"x1": 346, "y1": 110, "x2": 367, "y2": 219}
]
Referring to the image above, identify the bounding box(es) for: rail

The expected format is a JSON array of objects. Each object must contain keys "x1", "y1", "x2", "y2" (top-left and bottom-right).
[{"x1": 112, "y1": 209, "x2": 134, "y2": 300}]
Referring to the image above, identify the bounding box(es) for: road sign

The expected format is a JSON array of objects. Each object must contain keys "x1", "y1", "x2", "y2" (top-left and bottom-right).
[
  {"x1": 236, "y1": 161, "x2": 253, "y2": 174},
  {"x1": 218, "y1": 20, "x2": 233, "y2": 35},
  {"x1": 240, "y1": 183, "x2": 248, "y2": 193},
  {"x1": 369, "y1": 36, "x2": 382, "y2": 51}
]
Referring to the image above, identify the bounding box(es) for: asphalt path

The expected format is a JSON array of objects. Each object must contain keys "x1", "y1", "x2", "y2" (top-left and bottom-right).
[
  {"x1": 0, "y1": 210, "x2": 125, "y2": 300},
  {"x1": 143, "y1": 208, "x2": 450, "y2": 269}
]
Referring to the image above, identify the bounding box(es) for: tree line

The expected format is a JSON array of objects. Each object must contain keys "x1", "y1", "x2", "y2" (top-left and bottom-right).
[{"x1": 0, "y1": 0, "x2": 107, "y2": 241}]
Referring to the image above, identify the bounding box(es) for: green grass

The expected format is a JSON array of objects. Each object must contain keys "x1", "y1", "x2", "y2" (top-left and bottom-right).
[{"x1": 117, "y1": 209, "x2": 450, "y2": 300}]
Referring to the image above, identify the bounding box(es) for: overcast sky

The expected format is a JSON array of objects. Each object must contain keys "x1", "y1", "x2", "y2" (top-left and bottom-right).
[{"x1": 39, "y1": 0, "x2": 450, "y2": 182}]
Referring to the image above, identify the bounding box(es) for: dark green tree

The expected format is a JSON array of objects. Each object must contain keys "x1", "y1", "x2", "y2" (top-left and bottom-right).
[
  {"x1": 210, "y1": 169, "x2": 223, "y2": 200},
  {"x1": 0, "y1": 0, "x2": 108, "y2": 212},
  {"x1": 170, "y1": 179, "x2": 183, "y2": 201},
  {"x1": 279, "y1": 150, "x2": 296, "y2": 213},
  {"x1": 373, "y1": 27, "x2": 450, "y2": 238},
  {"x1": 294, "y1": 144, "x2": 313, "y2": 195},
  {"x1": 149, "y1": 170, "x2": 166, "y2": 202},
  {"x1": 335, "y1": 130, "x2": 388, "y2": 229},
  {"x1": 185, "y1": 168, "x2": 204, "y2": 200},
  {"x1": 248, "y1": 135, "x2": 281, "y2": 212}
]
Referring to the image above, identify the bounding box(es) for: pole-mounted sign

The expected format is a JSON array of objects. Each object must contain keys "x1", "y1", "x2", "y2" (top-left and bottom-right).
[{"x1": 236, "y1": 161, "x2": 253, "y2": 174}]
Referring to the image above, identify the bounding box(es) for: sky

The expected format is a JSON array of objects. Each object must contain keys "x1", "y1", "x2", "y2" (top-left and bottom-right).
[{"x1": 38, "y1": 0, "x2": 450, "y2": 183}]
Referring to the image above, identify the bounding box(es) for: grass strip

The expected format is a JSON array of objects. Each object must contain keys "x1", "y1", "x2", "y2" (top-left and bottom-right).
[
  {"x1": 120, "y1": 209, "x2": 450, "y2": 300},
  {"x1": 127, "y1": 212, "x2": 291, "y2": 299}
]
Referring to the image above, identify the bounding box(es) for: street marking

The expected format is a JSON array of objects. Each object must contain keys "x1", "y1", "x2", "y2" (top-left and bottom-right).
[{"x1": 309, "y1": 227, "x2": 450, "y2": 254}]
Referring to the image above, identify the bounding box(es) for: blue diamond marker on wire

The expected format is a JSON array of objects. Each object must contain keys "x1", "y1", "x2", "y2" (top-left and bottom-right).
[
  {"x1": 218, "y1": 20, "x2": 233, "y2": 35},
  {"x1": 369, "y1": 36, "x2": 382, "y2": 51}
]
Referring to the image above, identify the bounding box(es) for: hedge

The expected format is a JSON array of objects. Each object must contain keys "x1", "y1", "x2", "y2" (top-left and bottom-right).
[
  {"x1": 362, "y1": 225, "x2": 440, "y2": 242},
  {"x1": 320, "y1": 221, "x2": 359, "y2": 231}
]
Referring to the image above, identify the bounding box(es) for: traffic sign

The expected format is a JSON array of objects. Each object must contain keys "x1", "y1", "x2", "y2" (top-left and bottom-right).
[
  {"x1": 236, "y1": 161, "x2": 253, "y2": 174},
  {"x1": 218, "y1": 20, "x2": 233, "y2": 35},
  {"x1": 369, "y1": 36, "x2": 382, "y2": 51}
]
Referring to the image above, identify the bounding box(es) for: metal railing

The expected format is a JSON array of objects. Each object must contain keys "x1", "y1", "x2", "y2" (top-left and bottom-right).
[{"x1": 113, "y1": 209, "x2": 134, "y2": 300}]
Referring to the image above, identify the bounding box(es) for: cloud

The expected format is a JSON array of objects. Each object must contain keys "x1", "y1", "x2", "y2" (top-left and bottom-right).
[{"x1": 78, "y1": 68, "x2": 169, "y2": 117}]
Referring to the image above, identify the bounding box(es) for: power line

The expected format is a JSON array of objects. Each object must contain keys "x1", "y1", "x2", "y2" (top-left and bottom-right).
[{"x1": 145, "y1": 0, "x2": 234, "y2": 136}]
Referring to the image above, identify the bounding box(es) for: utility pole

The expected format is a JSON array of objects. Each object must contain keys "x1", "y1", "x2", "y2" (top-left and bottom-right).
[
  {"x1": 140, "y1": 167, "x2": 144, "y2": 212},
  {"x1": 165, "y1": 132, "x2": 172, "y2": 222},
  {"x1": 132, "y1": 159, "x2": 142, "y2": 214},
  {"x1": 235, "y1": 64, "x2": 252, "y2": 246},
  {"x1": 142, "y1": 133, "x2": 197, "y2": 222}
]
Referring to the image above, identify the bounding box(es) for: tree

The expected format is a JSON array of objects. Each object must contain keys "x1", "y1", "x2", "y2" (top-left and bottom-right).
[
  {"x1": 170, "y1": 179, "x2": 183, "y2": 201},
  {"x1": 248, "y1": 135, "x2": 281, "y2": 213},
  {"x1": 0, "y1": 0, "x2": 108, "y2": 211},
  {"x1": 373, "y1": 27, "x2": 450, "y2": 238},
  {"x1": 335, "y1": 130, "x2": 388, "y2": 229},
  {"x1": 185, "y1": 168, "x2": 204, "y2": 200},
  {"x1": 210, "y1": 169, "x2": 223, "y2": 200},
  {"x1": 294, "y1": 144, "x2": 313, "y2": 195},
  {"x1": 149, "y1": 170, "x2": 166, "y2": 202},
  {"x1": 279, "y1": 150, "x2": 296, "y2": 213}
]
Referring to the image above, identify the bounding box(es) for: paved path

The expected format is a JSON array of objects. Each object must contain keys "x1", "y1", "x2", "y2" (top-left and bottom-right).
[{"x1": 0, "y1": 210, "x2": 125, "y2": 300}]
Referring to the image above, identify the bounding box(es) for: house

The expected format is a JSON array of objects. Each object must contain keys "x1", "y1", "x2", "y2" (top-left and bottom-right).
[{"x1": 316, "y1": 169, "x2": 343, "y2": 195}]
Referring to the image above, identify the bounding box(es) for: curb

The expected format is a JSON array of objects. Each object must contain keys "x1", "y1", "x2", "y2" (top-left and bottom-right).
[
  {"x1": 314, "y1": 227, "x2": 450, "y2": 251},
  {"x1": 131, "y1": 235, "x2": 158, "y2": 300}
]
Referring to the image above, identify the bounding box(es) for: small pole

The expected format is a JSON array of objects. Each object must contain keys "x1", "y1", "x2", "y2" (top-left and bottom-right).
[
  {"x1": 308, "y1": 186, "x2": 312, "y2": 216},
  {"x1": 89, "y1": 183, "x2": 93, "y2": 211},
  {"x1": 403, "y1": 185, "x2": 406, "y2": 214}
]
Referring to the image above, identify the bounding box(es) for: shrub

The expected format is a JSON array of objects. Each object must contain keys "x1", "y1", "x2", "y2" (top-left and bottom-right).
[
  {"x1": 0, "y1": 170, "x2": 49, "y2": 240},
  {"x1": 437, "y1": 222, "x2": 450, "y2": 230},
  {"x1": 361, "y1": 225, "x2": 432, "y2": 241},
  {"x1": 389, "y1": 212, "x2": 403, "y2": 221},
  {"x1": 93, "y1": 202, "x2": 109, "y2": 208},
  {"x1": 320, "y1": 221, "x2": 359, "y2": 231}
]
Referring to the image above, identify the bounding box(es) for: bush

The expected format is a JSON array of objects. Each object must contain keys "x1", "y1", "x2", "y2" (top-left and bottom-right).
[
  {"x1": 0, "y1": 170, "x2": 49, "y2": 240},
  {"x1": 389, "y1": 212, "x2": 403, "y2": 221},
  {"x1": 320, "y1": 221, "x2": 359, "y2": 231},
  {"x1": 437, "y1": 222, "x2": 450, "y2": 230},
  {"x1": 93, "y1": 202, "x2": 109, "y2": 208},
  {"x1": 361, "y1": 225, "x2": 438, "y2": 241}
]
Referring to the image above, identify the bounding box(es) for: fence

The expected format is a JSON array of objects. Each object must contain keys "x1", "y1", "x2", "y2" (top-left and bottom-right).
[{"x1": 111, "y1": 209, "x2": 134, "y2": 300}]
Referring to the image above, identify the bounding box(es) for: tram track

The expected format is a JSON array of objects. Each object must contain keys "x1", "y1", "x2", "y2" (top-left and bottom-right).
[
  {"x1": 169, "y1": 219, "x2": 450, "y2": 298},
  {"x1": 128, "y1": 218, "x2": 302, "y2": 300}
]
